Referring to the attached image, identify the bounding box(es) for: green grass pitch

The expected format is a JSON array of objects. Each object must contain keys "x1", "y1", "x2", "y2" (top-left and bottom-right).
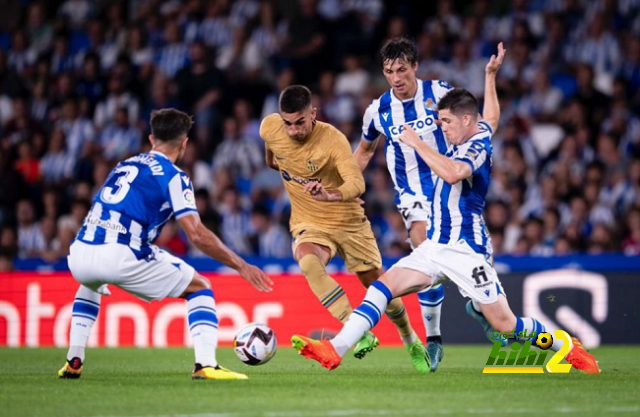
[{"x1": 1, "y1": 346, "x2": 639, "y2": 417}]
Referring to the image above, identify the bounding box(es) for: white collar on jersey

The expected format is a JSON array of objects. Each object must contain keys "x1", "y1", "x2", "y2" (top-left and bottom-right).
[{"x1": 150, "y1": 150, "x2": 170, "y2": 160}]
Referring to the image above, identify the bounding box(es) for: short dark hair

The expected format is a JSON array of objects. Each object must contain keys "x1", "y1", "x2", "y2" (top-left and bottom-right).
[
  {"x1": 150, "y1": 108, "x2": 193, "y2": 142},
  {"x1": 380, "y1": 37, "x2": 418, "y2": 66},
  {"x1": 279, "y1": 85, "x2": 312, "y2": 113},
  {"x1": 437, "y1": 88, "x2": 479, "y2": 118}
]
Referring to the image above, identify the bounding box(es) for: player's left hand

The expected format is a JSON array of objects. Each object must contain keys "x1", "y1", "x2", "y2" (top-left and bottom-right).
[
  {"x1": 398, "y1": 125, "x2": 422, "y2": 149},
  {"x1": 486, "y1": 42, "x2": 506, "y2": 75},
  {"x1": 304, "y1": 181, "x2": 330, "y2": 201}
]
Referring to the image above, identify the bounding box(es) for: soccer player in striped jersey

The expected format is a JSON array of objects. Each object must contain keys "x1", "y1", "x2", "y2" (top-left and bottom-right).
[
  {"x1": 353, "y1": 37, "x2": 453, "y2": 371},
  {"x1": 58, "y1": 109, "x2": 272, "y2": 380},
  {"x1": 292, "y1": 45, "x2": 600, "y2": 375}
]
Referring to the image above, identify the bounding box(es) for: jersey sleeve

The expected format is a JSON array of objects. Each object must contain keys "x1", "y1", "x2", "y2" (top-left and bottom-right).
[
  {"x1": 259, "y1": 113, "x2": 280, "y2": 144},
  {"x1": 166, "y1": 170, "x2": 198, "y2": 219},
  {"x1": 361, "y1": 101, "x2": 381, "y2": 142},
  {"x1": 332, "y1": 131, "x2": 366, "y2": 200},
  {"x1": 477, "y1": 120, "x2": 493, "y2": 134},
  {"x1": 433, "y1": 79, "x2": 454, "y2": 101},
  {"x1": 453, "y1": 139, "x2": 489, "y2": 173}
]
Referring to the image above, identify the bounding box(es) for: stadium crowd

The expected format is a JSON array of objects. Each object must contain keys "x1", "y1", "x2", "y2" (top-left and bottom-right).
[{"x1": 1, "y1": 0, "x2": 640, "y2": 271}]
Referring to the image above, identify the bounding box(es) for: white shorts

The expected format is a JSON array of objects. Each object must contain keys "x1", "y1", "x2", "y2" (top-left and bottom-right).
[
  {"x1": 397, "y1": 194, "x2": 431, "y2": 231},
  {"x1": 392, "y1": 239, "x2": 505, "y2": 304},
  {"x1": 68, "y1": 241, "x2": 195, "y2": 302}
]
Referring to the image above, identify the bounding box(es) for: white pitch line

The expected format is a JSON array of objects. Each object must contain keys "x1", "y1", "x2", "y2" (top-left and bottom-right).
[{"x1": 92, "y1": 405, "x2": 640, "y2": 417}]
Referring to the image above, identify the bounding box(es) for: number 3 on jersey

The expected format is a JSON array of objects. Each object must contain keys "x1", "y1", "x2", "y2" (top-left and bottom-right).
[{"x1": 101, "y1": 166, "x2": 139, "y2": 204}]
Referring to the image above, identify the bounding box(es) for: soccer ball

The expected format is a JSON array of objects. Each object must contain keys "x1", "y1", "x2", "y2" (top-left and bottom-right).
[
  {"x1": 535, "y1": 332, "x2": 553, "y2": 350},
  {"x1": 233, "y1": 323, "x2": 277, "y2": 365}
]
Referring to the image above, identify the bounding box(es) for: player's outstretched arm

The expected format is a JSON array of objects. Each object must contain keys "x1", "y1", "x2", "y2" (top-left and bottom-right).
[
  {"x1": 178, "y1": 213, "x2": 273, "y2": 292},
  {"x1": 399, "y1": 125, "x2": 471, "y2": 185},
  {"x1": 483, "y1": 42, "x2": 506, "y2": 133},
  {"x1": 353, "y1": 135, "x2": 381, "y2": 172}
]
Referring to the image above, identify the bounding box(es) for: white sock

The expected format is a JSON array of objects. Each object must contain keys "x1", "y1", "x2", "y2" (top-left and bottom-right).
[
  {"x1": 417, "y1": 284, "x2": 444, "y2": 339},
  {"x1": 331, "y1": 281, "x2": 392, "y2": 357},
  {"x1": 400, "y1": 332, "x2": 418, "y2": 346},
  {"x1": 187, "y1": 289, "x2": 219, "y2": 367},
  {"x1": 67, "y1": 285, "x2": 101, "y2": 362}
]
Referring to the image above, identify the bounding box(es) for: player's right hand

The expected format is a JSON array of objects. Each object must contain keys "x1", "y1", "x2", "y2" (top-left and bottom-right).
[
  {"x1": 486, "y1": 42, "x2": 506, "y2": 75},
  {"x1": 239, "y1": 264, "x2": 273, "y2": 292}
]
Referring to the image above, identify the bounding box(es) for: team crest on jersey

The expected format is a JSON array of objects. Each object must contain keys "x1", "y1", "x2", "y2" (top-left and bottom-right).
[
  {"x1": 306, "y1": 159, "x2": 319, "y2": 173},
  {"x1": 424, "y1": 98, "x2": 437, "y2": 111}
]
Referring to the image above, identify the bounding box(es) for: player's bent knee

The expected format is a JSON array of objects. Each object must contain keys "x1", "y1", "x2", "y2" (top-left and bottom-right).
[
  {"x1": 179, "y1": 273, "x2": 211, "y2": 298},
  {"x1": 298, "y1": 254, "x2": 325, "y2": 279}
]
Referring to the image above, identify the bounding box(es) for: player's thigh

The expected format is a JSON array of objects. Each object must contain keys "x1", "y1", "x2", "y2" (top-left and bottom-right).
[
  {"x1": 390, "y1": 239, "x2": 442, "y2": 295},
  {"x1": 119, "y1": 245, "x2": 195, "y2": 301},
  {"x1": 292, "y1": 227, "x2": 336, "y2": 265},
  {"x1": 431, "y1": 240, "x2": 505, "y2": 305},
  {"x1": 336, "y1": 222, "x2": 382, "y2": 273},
  {"x1": 380, "y1": 267, "x2": 433, "y2": 298}
]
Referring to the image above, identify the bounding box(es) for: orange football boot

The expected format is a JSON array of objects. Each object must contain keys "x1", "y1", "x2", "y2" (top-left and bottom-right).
[
  {"x1": 291, "y1": 335, "x2": 342, "y2": 370},
  {"x1": 565, "y1": 337, "x2": 600, "y2": 375}
]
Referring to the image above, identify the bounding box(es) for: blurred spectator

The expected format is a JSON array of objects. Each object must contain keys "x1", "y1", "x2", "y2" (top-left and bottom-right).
[
  {"x1": 57, "y1": 198, "x2": 90, "y2": 239},
  {"x1": 0, "y1": 248, "x2": 14, "y2": 271},
  {"x1": 76, "y1": 53, "x2": 106, "y2": 110},
  {"x1": 212, "y1": 117, "x2": 263, "y2": 182},
  {"x1": 14, "y1": 141, "x2": 39, "y2": 185},
  {"x1": 16, "y1": 199, "x2": 45, "y2": 257},
  {"x1": 218, "y1": 186, "x2": 252, "y2": 255},
  {"x1": 0, "y1": 225, "x2": 18, "y2": 257},
  {"x1": 40, "y1": 128, "x2": 74, "y2": 184},
  {"x1": 59, "y1": 0, "x2": 94, "y2": 30},
  {"x1": 26, "y1": 3, "x2": 52, "y2": 57},
  {"x1": 249, "y1": 204, "x2": 290, "y2": 258},
  {"x1": 335, "y1": 54, "x2": 369, "y2": 98},
  {"x1": 94, "y1": 76, "x2": 140, "y2": 130},
  {"x1": 156, "y1": 19, "x2": 188, "y2": 78},
  {"x1": 99, "y1": 107, "x2": 141, "y2": 162},
  {"x1": 56, "y1": 98, "x2": 95, "y2": 159},
  {"x1": 174, "y1": 41, "x2": 225, "y2": 149},
  {"x1": 517, "y1": 72, "x2": 563, "y2": 122},
  {"x1": 283, "y1": 0, "x2": 327, "y2": 85}
]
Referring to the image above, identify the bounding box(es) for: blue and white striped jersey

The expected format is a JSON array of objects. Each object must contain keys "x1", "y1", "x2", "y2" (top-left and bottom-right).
[
  {"x1": 76, "y1": 150, "x2": 198, "y2": 259},
  {"x1": 428, "y1": 121, "x2": 493, "y2": 255},
  {"x1": 362, "y1": 79, "x2": 453, "y2": 204}
]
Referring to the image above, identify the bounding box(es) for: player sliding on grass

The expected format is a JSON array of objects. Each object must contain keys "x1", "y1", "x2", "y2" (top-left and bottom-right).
[
  {"x1": 260, "y1": 85, "x2": 430, "y2": 373},
  {"x1": 59, "y1": 109, "x2": 272, "y2": 381},
  {"x1": 291, "y1": 49, "x2": 600, "y2": 375},
  {"x1": 353, "y1": 38, "x2": 509, "y2": 370}
]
